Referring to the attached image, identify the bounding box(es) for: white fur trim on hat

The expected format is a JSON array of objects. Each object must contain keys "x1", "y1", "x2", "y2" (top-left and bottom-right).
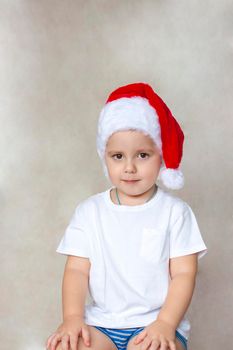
[{"x1": 96, "y1": 96, "x2": 162, "y2": 159}]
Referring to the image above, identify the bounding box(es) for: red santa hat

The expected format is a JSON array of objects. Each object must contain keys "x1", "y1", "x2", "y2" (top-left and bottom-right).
[{"x1": 96, "y1": 82, "x2": 185, "y2": 190}]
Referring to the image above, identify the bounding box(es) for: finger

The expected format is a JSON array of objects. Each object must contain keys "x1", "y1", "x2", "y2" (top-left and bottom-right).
[
  {"x1": 82, "y1": 326, "x2": 91, "y2": 346},
  {"x1": 134, "y1": 330, "x2": 147, "y2": 344},
  {"x1": 50, "y1": 333, "x2": 62, "y2": 350},
  {"x1": 148, "y1": 339, "x2": 161, "y2": 350},
  {"x1": 46, "y1": 333, "x2": 57, "y2": 349},
  {"x1": 159, "y1": 339, "x2": 169, "y2": 350},
  {"x1": 61, "y1": 334, "x2": 70, "y2": 350},
  {"x1": 168, "y1": 340, "x2": 176, "y2": 350},
  {"x1": 69, "y1": 335, "x2": 79, "y2": 350},
  {"x1": 140, "y1": 337, "x2": 152, "y2": 350}
]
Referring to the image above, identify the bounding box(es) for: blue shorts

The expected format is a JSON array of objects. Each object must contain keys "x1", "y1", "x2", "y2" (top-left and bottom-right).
[{"x1": 94, "y1": 326, "x2": 188, "y2": 350}]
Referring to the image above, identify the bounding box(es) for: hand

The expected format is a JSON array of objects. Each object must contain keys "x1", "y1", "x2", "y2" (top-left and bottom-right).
[
  {"x1": 45, "y1": 315, "x2": 91, "y2": 350},
  {"x1": 133, "y1": 319, "x2": 176, "y2": 350}
]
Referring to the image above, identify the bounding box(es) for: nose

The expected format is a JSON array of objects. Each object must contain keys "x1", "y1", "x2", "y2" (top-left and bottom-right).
[{"x1": 124, "y1": 158, "x2": 136, "y2": 173}]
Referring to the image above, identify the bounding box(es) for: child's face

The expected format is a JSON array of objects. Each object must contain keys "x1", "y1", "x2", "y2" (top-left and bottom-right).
[{"x1": 105, "y1": 130, "x2": 162, "y2": 196}]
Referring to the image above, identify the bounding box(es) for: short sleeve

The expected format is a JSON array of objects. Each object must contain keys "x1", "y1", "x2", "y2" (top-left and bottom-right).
[
  {"x1": 169, "y1": 204, "x2": 208, "y2": 260},
  {"x1": 56, "y1": 204, "x2": 90, "y2": 258}
]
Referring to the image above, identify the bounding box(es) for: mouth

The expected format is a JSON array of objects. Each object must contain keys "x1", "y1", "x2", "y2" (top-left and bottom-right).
[{"x1": 122, "y1": 179, "x2": 140, "y2": 183}]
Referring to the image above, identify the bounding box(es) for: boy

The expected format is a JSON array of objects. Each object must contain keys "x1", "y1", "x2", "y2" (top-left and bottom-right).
[{"x1": 46, "y1": 82, "x2": 207, "y2": 350}]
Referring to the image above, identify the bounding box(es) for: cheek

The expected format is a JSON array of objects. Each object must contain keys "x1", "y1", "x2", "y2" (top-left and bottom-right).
[
  {"x1": 106, "y1": 161, "x2": 121, "y2": 176},
  {"x1": 153, "y1": 154, "x2": 162, "y2": 167},
  {"x1": 142, "y1": 159, "x2": 161, "y2": 176}
]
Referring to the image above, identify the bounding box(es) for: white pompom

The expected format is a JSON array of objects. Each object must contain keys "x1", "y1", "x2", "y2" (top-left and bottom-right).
[{"x1": 158, "y1": 166, "x2": 184, "y2": 190}]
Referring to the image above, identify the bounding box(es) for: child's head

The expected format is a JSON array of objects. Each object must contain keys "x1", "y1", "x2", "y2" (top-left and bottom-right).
[
  {"x1": 104, "y1": 128, "x2": 162, "y2": 196},
  {"x1": 96, "y1": 82, "x2": 185, "y2": 190}
]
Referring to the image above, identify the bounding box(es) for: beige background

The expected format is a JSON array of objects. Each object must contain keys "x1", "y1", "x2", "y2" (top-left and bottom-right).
[{"x1": 1, "y1": 1, "x2": 232, "y2": 349}]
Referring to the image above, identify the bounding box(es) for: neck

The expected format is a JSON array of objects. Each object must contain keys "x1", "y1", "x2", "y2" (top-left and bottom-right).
[{"x1": 114, "y1": 184, "x2": 157, "y2": 206}]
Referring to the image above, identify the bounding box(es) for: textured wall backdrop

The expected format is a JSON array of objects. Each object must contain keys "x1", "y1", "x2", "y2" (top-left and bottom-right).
[{"x1": 1, "y1": 1, "x2": 232, "y2": 349}]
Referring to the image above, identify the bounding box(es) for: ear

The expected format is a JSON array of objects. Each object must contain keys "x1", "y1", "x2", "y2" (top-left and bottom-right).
[{"x1": 160, "y1": 154, "x2": 163, "y2": 164}]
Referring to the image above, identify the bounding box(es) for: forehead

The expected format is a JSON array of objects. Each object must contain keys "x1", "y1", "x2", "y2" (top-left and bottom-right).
[{"x1": 106, "y1": 130, "x2": 156, "y2": 149}]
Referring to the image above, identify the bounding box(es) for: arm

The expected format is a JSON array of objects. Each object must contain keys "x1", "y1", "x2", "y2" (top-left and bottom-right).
[
  {"x1": 133, "y1": 253, "x2": 198, "y2": 348},
  {"x1": 157, "y1": 253, "x2": 198, "y2": 328},
  {"x1": 62, "y1": 255, "x2": 91, "y2": 321}
]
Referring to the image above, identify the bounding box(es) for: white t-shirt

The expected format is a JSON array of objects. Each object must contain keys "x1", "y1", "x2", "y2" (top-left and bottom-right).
[{"x1": 56, "y1": 186, "x2": 208, "y2": 340}]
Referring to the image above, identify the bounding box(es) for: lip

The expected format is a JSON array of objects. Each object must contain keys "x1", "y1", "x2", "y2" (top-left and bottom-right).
[{"x1": 122, "y1": 179, "x2": 140, "y2": 183}]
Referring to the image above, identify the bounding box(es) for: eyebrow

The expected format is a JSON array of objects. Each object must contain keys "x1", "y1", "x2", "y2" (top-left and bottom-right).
[{"x1": 107, "y1": 148, "x2": 155, "y2": 155}]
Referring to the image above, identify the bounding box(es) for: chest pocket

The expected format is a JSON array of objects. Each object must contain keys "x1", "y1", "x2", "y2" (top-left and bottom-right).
[{"x1": 139, "y1": 227, "x2": 167, "y2": 264}]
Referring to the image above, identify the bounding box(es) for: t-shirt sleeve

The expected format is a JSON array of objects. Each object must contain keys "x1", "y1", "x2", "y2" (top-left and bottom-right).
[
  {"x1": 56, "y1": 204, "x2": 90, "y2": 258},
  {"x1": 169, "y1": 203, "x2": 208, "y2": 260}
]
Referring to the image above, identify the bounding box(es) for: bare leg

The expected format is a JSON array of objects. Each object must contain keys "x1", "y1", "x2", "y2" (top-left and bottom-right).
[{"x1": 55, "y1": 325, "x2": 118, "y2": 350}]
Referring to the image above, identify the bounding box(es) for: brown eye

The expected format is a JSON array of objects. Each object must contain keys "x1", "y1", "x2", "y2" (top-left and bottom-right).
[
  {"x1": 112, "y1": 154, "x2": 122, "y2": 160},
  {"x1": 139, "y1": 153, "x2": 149, "y2": 159}
]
